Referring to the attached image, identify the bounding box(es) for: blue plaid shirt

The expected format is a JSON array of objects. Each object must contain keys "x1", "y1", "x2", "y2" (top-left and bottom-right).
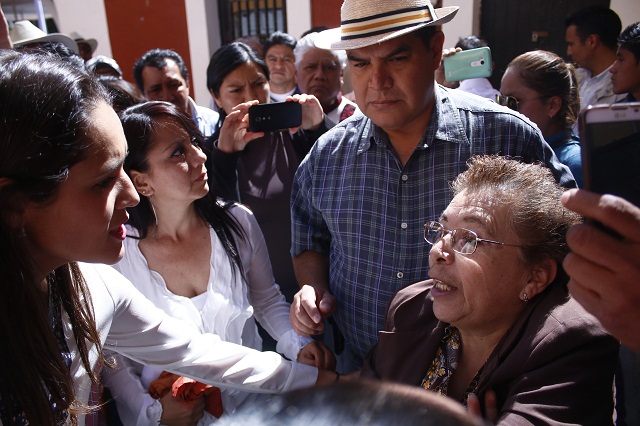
[{"x1": 291, "y1": 86, "x2": 575, "y2": 365}]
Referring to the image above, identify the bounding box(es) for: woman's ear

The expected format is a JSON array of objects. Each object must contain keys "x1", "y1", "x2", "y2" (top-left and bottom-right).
[
  {"x1": 522, "y1": 258, "x2": 557, "y2": 301},
  {"x1": 211, "y1": 90, "x2": 223, "y2": 111},
  {"x1": 548, "y1": 96, "x2": 562, "y2": 119},
  {"x1": 129, "y1": 170, "x2": 152, "y2": 196}
]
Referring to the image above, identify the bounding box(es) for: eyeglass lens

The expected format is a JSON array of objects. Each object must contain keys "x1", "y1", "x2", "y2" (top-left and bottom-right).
[
  {"x1": 496, "y1": 94, "x2": 518, "y2": 111},
  {"x1": 424, "y1": 222, "x2": 477, "y2": 255}
]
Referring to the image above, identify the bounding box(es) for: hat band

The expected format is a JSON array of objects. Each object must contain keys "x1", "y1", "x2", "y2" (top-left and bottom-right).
[{"x1": 340, "y1": 5, "x2": 434, "y2": 41}]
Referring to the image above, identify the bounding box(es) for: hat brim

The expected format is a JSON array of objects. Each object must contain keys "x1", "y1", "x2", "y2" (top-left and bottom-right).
[
  {"x1": 315, "y1": 6, "x2": 459, "y2": 50},
  {"x1": 77, "y1": 38, "x2": 98, "y2": 53},
  {"x1": 14, "y1": 33, "x2": 78, "y2": 53}
]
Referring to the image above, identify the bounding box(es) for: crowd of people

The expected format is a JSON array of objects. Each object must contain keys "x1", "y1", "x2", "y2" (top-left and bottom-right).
[{"x1": 1, "y1": 0, "x2": 639, "y2": 425}]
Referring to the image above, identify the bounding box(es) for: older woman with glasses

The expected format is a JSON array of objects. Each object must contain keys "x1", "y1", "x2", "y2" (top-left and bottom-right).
[
  {"x1": 361, "y1": 155, "x2": 618, "y2": 425},
  {"x1": 497, "y1": 50, "x2": 582, "y2": 186}
]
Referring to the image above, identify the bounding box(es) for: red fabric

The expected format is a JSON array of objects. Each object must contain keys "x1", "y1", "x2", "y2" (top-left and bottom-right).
[{"x1": 149, "y1": 371, "x2": 224, "y2": 418}]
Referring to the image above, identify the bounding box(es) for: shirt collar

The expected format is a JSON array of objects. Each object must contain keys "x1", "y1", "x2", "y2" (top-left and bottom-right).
[{"x1": 356, "y1": 86, "x2": 469, "y2": 155}]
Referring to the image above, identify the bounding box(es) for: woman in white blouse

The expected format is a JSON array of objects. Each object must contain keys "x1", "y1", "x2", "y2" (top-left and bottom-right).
[
  {"x1": 102, "y1": 101, "x2": 335, "y2": 425},
  {"x1": 0, "y1": 52, "x2": 337, "y2": 426}
]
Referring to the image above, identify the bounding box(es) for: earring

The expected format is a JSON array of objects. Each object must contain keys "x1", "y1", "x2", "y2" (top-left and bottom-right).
[
  {"x1": 150, "y1": 201, "x2": 158, "y2": 226},
  {"x1": 523, "y1": 293, "x2": 529, "y2": 303}
]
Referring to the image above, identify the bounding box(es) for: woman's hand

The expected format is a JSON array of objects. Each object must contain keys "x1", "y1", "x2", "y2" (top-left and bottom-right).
[
  {"x1": 159, "y1": 392, "x2": 206, "y2": 426},
  {"x1": 287, "y1": 94, "x2": 325, "y2": 132},
  {"x1": 216, "y1": 100, "x2": 265, "y2": 153},
  {"x1": 297, "y1": 341, "x2": 337, "y2": 370}
]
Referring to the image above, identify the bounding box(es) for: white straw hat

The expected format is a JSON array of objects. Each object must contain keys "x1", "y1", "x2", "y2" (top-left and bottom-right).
[
  {"x1": 9, "y1": 20, "x2": 78, "y2": 53},
  {"x1": 315, "y1": 0, "x2": 459, "y2": 50}
]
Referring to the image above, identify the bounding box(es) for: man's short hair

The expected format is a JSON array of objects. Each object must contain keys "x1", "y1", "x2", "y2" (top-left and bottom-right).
[
  {"x1": 455, "y1": 35, "x2": 488, "y2": 51},
  {"x1": 565, "y1": 5, "x2": 622, "y2": 51},
  {"x1": 294, "y1": 32, "x2": 347, "y2": 70},
  {"x1": 263, "y1": 31, "x2": 297, "y2": 58},
  {"x1": 133, "y1": 49, "x2": 189, "y2": 91},
  {"x1": 619, "y1": 22, "x2": 640, "y2": 63}
]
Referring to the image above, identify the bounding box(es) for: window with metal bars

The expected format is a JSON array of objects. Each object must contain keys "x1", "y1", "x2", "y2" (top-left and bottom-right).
[{"x1": 218, "y1": 0, "x2": 287, "y2": 45}]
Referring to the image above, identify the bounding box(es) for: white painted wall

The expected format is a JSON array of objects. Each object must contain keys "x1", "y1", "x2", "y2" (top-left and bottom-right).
[
  {"x1": 185, "y1": 0, "x2": 213, "y2": 105},
  {"x1": 54, "y1": 0, "x2": 112, "y2": 58},
  {"x1": 441, "y1": 0, "x2": 476, "y2": 49},
  {"x1": 610, "y1": 0, "x2": 640, "y2": 31},
  {"x1": 286, "y1": 0, "x2": 312, "y2": 39}
]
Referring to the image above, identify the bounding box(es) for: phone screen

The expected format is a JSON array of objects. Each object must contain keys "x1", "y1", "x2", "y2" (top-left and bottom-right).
[{"x1": 582, "y1": 103, "x2": 640, "y2": 208}]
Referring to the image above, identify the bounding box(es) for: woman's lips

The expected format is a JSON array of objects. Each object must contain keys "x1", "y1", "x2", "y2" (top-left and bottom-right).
[{"x1": 109, "y1": 224, "x2": 126, "y2": 240}]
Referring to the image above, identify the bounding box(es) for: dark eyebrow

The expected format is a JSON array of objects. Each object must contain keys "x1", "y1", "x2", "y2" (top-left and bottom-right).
[
  {"x1": 384, "y1": 45, "x2": 411, "y2": 59},
  {"x1": 440, "y1": 212, "x2": 494, "y2": 236}
]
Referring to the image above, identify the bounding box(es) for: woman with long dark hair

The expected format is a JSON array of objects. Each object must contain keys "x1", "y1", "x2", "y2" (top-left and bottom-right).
[
  {"x1": 103, "y1": 101, "x2": 334, "y2": 425},
  {"x1": 205, "y1": 42, "x2": 329, "y2": 304},
  {"x1": 0, "y1": 50, "x2": 335, "y2": 426}
]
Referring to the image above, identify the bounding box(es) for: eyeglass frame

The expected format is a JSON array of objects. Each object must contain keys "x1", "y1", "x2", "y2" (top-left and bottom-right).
[
  {"x1": 423, "y1": 221, "x2": 521, "y2": 255},
  {"x1": 495, "y1": 94, "x2": 548, "y2": 112}
]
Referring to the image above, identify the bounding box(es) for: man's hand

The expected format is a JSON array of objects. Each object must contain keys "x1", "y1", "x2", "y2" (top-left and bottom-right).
[
  {"x1": 562, "y1": 189, "x2": 640, "y2": 353},
  {"x1": 290, "y1": 284, "x2": 336, "y2": 336}
]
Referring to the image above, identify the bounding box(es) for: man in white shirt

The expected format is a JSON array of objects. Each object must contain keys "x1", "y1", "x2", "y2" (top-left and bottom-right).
[
  {"x1": 565, "y1": 5, "x2": 626, "y2": 134},
  {"x1": 133, "y1": 49, "x2": 219, "y2": 137},
  {"x1": 264, "y1": 31, "x2": 300, "y2": 102},
  {"x1": 294, "y1": 32, "x2": 359, "y2": 125}
]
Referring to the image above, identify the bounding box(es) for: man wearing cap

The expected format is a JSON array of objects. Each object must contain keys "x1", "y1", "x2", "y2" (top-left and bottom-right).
[
  {"x1": 289, "y1": 0, "x2": 575, "y2": 373},
  {"x1": 134, "y1": 48, "x2": 219, "y2": 138}
]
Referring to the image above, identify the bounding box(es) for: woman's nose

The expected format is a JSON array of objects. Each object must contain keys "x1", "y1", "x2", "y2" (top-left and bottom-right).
[
  {"x1": 429, "y1": 235, "x2": 454, "y2": 265},
  {"x1": 118, "y1": 171, "x2": 140, "y2": 209}
]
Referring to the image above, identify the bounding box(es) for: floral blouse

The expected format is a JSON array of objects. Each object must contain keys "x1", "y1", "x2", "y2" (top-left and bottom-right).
[{"x1": 421, "y1": 325, "x2": 482, "y2": 406}]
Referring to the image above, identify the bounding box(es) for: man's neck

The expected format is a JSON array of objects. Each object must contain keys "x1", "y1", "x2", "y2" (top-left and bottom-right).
[
  {"x1": 384, "y1": 102, "x2": 434, "y2": 166},
  {"x1": 587, "y1": 49, "x2": 616, "y2": 76}
]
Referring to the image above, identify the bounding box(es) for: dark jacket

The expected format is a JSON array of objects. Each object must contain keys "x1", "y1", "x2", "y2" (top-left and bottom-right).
[{"x1": 362, "y1": 279, "x2": 619, "y2": 425}]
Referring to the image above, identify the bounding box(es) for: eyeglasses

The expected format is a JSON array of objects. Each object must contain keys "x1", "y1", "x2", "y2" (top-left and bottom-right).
[
  {"x1": 495, "y1": 94, "x2": 547, "y2": 112},
  {"x1": 495, "y1": 94, "x2": 519, "y2": 111},
  {"x1": 423, "y1": 221, "x2": 520, "y2": 255}
]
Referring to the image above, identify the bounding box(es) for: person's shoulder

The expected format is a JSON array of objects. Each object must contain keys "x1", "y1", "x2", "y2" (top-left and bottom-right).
[
  {"x1": 389, "y1": 280, "x2": 433, "y2": 313},
  {"x1": 313, "y1": 113, "x2": 368, "y2": 151},
  {"x1": 194, "y1": 102, "x2": 220, "y2": 120},
  {"x1": 534, "y1": 285, "x2": 613, "y2": 342}
]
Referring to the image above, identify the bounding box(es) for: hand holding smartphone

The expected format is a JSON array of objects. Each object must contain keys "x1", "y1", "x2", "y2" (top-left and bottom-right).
[
  {"x1": 442, "y1": 47, "x2": 493, "y2": 82},
  {"x1": 248, "y1": 101, "x2": 302, "y2": 132}
]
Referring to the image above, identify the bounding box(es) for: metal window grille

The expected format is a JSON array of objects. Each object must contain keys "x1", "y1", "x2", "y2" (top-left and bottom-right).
[{"x1": 218, "y1": 0, "x2": 287, "y2": 45}]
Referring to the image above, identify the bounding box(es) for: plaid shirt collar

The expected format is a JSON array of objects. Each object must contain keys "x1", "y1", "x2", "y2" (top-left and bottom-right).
[{"x1": 356, "y1": 85, "x2": 470, "y2": 155}]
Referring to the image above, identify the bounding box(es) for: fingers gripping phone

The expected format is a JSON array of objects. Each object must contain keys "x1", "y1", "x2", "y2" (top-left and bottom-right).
[
  {"x1": 580, "y1": 102, "x2": 640, "y2": 235},
  {"x1": 442, "y1": 47, "x2": 493, "y2": 82},
  {"x1": 248, "y1": 101, "x2": 302, "y2": 132}
]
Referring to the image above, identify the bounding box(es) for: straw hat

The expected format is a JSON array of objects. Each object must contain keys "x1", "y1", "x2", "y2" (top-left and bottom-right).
[
  {"x1": 69, "y1": 31, "x2": 98, "y2": 54},
  {"x1": 9, "y1": 20, "x2": 78, "y2": 53},
  {"x1": 315, "y1": 0, "x2": 459, "y2": 50}
]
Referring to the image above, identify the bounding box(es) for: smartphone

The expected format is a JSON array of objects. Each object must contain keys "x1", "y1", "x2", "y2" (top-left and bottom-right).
[
  {"x1": 248, "y1": 101, "x2": 302, "y2": 132},
  {"x1": 580, "y1": 103, "x2": 640, "y2": 236},
  {"x1": 580, "y1": 102, "x2": 640, "y2": 206},
  {"x1": 443, "y1": 47, "x2": 492, "y2": 82}
]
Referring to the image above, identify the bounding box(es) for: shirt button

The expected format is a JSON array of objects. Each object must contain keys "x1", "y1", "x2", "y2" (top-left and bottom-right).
[
  {"x1": 401, "y1": 174, "x2": 408, "y2": 181},
  {"x1": 401, "y1": 222, "x2": 408, "y2": 229},
  {"x1": 397, "y1": 272, "x2": 404, "y2": 279}
]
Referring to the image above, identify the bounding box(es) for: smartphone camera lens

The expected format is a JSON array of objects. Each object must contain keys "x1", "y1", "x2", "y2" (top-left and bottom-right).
[{"x1": 480, "y1": 60, "x2": 485, "y2": 65}]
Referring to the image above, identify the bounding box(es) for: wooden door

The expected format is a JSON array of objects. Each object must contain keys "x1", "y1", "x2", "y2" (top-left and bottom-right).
[{"x1": 480, "y1": 0, "x2": 610, "y2": 89}]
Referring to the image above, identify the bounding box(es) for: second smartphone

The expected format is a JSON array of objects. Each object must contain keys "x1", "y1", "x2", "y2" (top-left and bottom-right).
[{"x1": 248, "y1": 102, "x2": 302, "y2": 132}]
